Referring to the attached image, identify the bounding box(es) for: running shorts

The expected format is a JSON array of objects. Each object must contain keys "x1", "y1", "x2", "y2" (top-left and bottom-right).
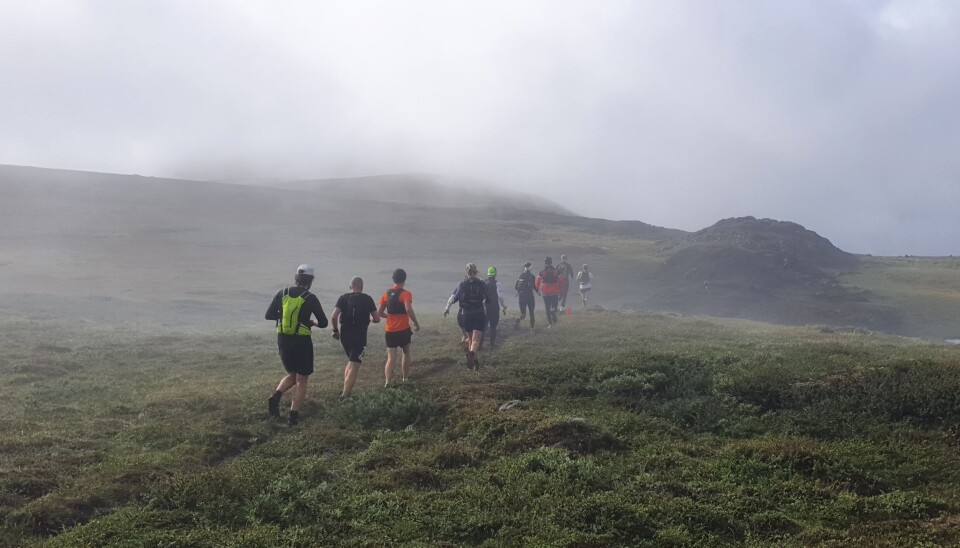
[
  {"x1": 385, "y1": 328, "x2": 413, "y2": 349},
  {"x1": 461, "y1": 308, "x2": 487, "y2": 332},
  {"x1": 340, "y1": 327, "x2": 368, "y2": 363},
  {"x1": 277, "y1": 336, "x2": 314, "y2": 376}
]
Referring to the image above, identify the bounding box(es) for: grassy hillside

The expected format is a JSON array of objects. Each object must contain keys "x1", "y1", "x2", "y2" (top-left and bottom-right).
[
  {"x1": 3, "y1": 312, "x2": 960, "y2": 546},
  {"x1": 841, "y1": 256, "x2": 960, "y2": 339},
  {"x1": 2, "y1": 164, "x2": 958, "y2": 339}
]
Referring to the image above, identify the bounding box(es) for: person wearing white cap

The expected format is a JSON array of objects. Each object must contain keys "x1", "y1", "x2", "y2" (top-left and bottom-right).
[{"x1": 264, "y1": 264, "x2": 328, "y2": 426}]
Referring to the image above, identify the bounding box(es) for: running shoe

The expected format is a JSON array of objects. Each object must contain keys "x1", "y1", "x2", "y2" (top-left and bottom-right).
[{"x1": 268, "y1": 394, "x2": 281, "y2": 418}]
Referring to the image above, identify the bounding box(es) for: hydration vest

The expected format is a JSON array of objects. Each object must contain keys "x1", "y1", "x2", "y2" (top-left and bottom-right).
[
  {"x1": 484, "y1": 277, "x2": 500, "y2": 307},
  {"x1": 278, "y1": 288, "x2": 312, "y2": 336},
  {"x1": 515, "y1": 271, "x2": 534, "y2": 293},
  {"x1": 541, "y1": 266, "x2": 558, "y2": 284},
  {"x1": 460, "y1": 277, "x2": 486, "y2": 309},
  {"x1": 341, "y1": 293, "x2": 365, "y2": 326},
  {"x1": 386, "y1": 288, "x2": 407, "y2": 315}
]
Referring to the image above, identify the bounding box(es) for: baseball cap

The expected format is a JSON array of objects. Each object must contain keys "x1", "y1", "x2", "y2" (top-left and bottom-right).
[
  {"x1": 296, "y1": 264, "x2": 315, "y2": 276},
  {"x1": 487, "y1": 266, "x2": 497, "y2": 276}
]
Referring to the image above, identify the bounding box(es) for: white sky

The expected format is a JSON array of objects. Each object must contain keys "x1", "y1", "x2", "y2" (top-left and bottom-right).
[{"x1": 1, "y1": 0, "x2": 958, "y2": 255}]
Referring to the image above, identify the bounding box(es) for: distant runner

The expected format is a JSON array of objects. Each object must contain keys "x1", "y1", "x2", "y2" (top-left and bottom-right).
[
  {"x1": 444, "y1": 263, "x2": 488, "y2": 369},
  {"x1": 557, "y1": 254, "x2": 574, "y2": 309},
  {"x1": 514, "y1": 262, "x2": 539, "y2": 330},
  {"x1": 378, "y1": 268, "x2": 420, "y2": 387},
  {"x1": 265, "y1": 265, "x2": 328, "y2": 426},
  {"x1": 537, "y1": 257, "x2": 561, "y2": 328},
  {"x1": 480, "y1": 266, "x2": 507, "y2": 349},
  {"x1": 577, "y1": 264, "x2": 592, "y2": 307},
  {"x1": 331, "y1": 276, "x2": 380, "y2": 400}
]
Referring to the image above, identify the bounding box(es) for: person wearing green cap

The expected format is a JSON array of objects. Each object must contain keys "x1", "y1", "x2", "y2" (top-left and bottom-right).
[{"x1": 481, "y1": 266, "x2": 507, "y2": 349}]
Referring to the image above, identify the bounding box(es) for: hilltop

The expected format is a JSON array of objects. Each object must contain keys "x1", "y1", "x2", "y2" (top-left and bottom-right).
[{"x1": 648, "y1": 217, "x2": 901, "y2": 331}]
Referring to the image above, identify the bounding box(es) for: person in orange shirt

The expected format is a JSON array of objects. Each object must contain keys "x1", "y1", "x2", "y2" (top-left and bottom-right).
[
  {"x1": 536, "y1": 256, "x2": 562, "y2": 328},
  {"x1": 377, "y1": 268, "x2": 420, "y2": 387}
]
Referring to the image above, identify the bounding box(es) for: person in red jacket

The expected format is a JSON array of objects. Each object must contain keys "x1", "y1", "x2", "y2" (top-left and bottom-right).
[{"x1": 536, "y1": 256, "x2": 562, "y2": 328}]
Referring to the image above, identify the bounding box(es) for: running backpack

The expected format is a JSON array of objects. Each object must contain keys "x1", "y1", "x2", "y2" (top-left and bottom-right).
[
  {"x1": 513, "y1": 271, "x2": 533, "y2": 293},
  {"x1": 386, "y1": 288, "x2": 407, "y2": 315},
  {"x1": 541, "y1": 266, "x2": 558, "y2": 284},
  {"x1": 484, "y1": 277, "x2": 499, "y2": 305},
  {"x1": 278, "y1": 288, "x2": 312, "y2": 336},
  {"x1": 342, "y1": 293, "x2": 365, "y2": 326},
  {"x1": 461, "y1": 278, "x2": 486, "y2": 308}
]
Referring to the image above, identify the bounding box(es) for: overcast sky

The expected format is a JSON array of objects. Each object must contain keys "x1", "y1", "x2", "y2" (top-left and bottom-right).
[{"x1": 1, "y1": 1, "x2": 958, "y2": 255}]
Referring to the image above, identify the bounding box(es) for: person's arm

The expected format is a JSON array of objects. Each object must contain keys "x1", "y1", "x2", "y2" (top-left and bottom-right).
[
  {"x1": 405, "y1": 295, "x2": 420, "y2": 331},
  {"x1": 443, "y1": 286, "x2": 461, "y2": 316},
  {"x1": 331, "y1": 307, "x2": 341, "y2": 337},
  {"x1": 265, "y1": 291, "x2": 282, "y2": 321},
  {"x1": 497, "y1": 281, "x2": 507, "y2": 311},
  {"x1": 369, "y1": 297, "x2": 381, "y2": 323}
]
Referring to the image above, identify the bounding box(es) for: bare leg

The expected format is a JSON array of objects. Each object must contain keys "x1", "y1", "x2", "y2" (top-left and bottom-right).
[
  {"x1": 400, "y1": 345, "x2": 412, "y2": 381},
  {"x1": 342, "y1": 362, "x2": 360, "y2": 397},
  {"x1": 384, "y1": 347, "x2": 397, "y2": 386},
  {"x1": 291, "y1": 374, "x2": 309, "y2": 411},
  {"x1": 469, "y1": 331, "x2": 483, "y2": 353},
  {"x1": 275, "y1": 373, "x2": 297, "y2": 394}
]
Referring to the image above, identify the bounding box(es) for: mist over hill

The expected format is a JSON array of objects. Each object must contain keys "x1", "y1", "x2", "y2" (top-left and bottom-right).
[
  {"x1": 279, "y1": 173, "x2": 573, "y2": 215},
  {"x1": 1, "y1": 164, "x2": 955, "y2": 337}
]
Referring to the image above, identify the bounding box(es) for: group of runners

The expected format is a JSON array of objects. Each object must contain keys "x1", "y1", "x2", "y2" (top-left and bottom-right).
[{"x1": 265, "y1": 259, "x2": 592, "y2": 425}]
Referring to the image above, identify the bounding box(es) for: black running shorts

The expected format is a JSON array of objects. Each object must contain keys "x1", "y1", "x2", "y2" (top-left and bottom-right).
[
  {"x1": 385, "y1": 328, "x2": 413, "y2": 349},
  {"x1": 277, "y1": 336, "x2": 314, "y2": 376},
  {"x1": 340, "y1": 327, "x2": 367, "y2": 363},
  {"x1": 461, "y1": 309, "x2": 487, "y2": 332}
]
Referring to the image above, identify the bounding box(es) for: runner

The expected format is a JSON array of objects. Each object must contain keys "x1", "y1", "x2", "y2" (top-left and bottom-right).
[
  {"x1": 264, "y1": 265, "x2": 328, "y2": 426},
  {"x1": 480, "y1": 266, "x2": 507, "y2": 349},
  {"x1": 577, "y1": 264, "x2": 593, "y2": 307},
  {"x1": 536, "y1": 257, "x2": 561, "y2": 328},
  {"x1": 514, "y1": 262, "x2": 539, "y2": 330},
  {"x1": 377, "y1": 268, "x2": 420, "y2": 387},
  {"x1": 330, "y1": 276, "x2": 380, "y2": 400},
  {"x1": 444, "y1": 263, "x2": 488, "y2": 369},
  {"x1": 557, "y1": 254, "x2": 574, "y2": 309}
]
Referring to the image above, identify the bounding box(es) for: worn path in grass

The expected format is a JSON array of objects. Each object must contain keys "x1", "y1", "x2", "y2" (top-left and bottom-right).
[{"x1": 3, "y1": 312, "x2": 960, "y2": 546}]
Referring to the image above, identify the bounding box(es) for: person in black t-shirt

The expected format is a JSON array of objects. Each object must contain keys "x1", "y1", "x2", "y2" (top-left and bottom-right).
[
  {"x1": 265, "y1": 265, "x2": 328, "y2": 426},
  {"x1": 331, "y1": 276, "x2": 380, "y2": 400}
]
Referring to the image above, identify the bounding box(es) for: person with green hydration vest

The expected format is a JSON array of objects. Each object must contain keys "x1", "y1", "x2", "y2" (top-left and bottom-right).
[
  {"x1": 265, "y1": 265, "x2": 328, "y2": 426},
  {"x1": 480, "y1": 266, "x2": 507, "y2": 349}
]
